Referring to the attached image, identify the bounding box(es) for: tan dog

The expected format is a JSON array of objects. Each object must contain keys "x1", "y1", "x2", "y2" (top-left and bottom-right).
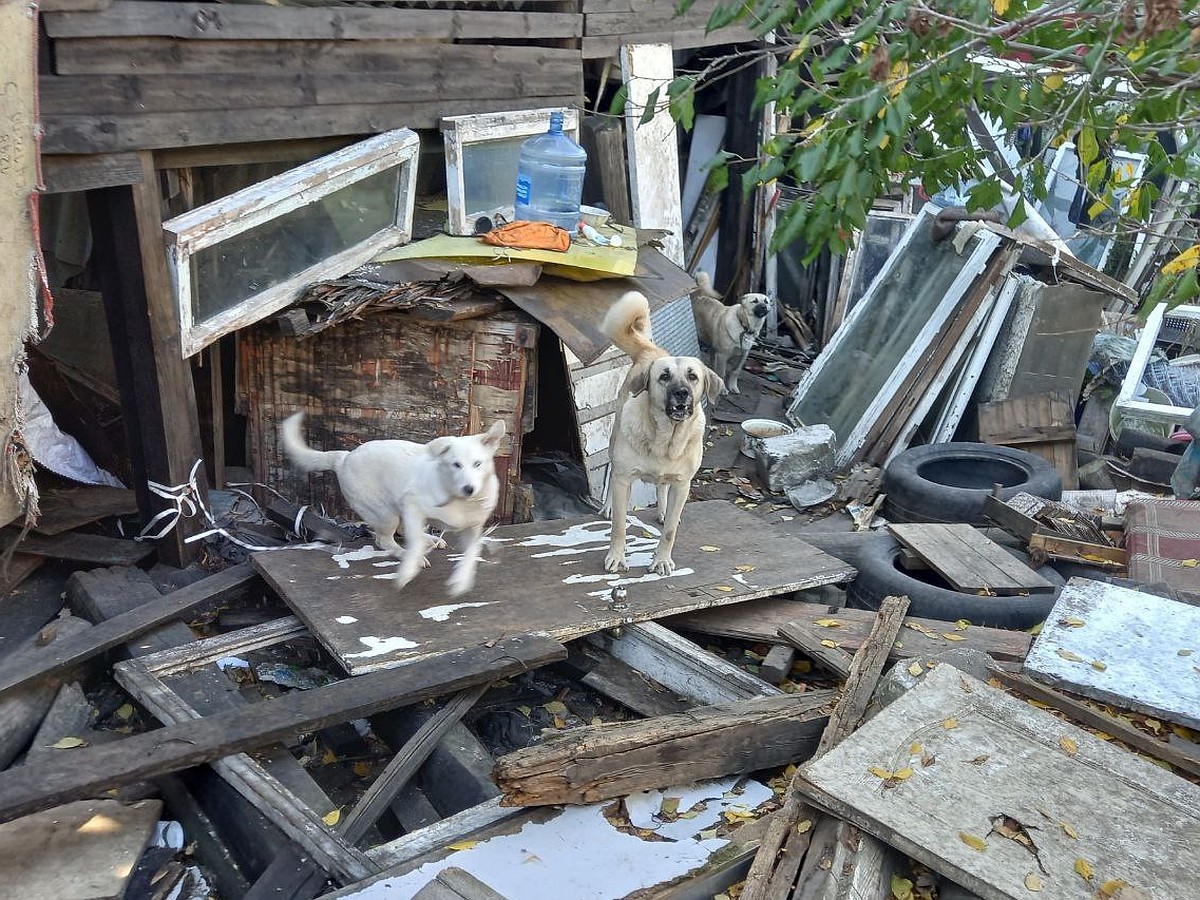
[
  {"x1": 280, "y1": 413, "x2": 505, "y2": 595},
  {"x1": 602, "y1": 291, "x2": 725, "y2": 576},
  {"x1": 691, "y1": 271, "x2": 771, "y2": 394}
]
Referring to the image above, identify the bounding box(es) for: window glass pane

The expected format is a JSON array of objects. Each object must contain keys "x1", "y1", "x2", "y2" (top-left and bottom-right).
[
  {"x1": 846, "y1": 215, "x2": 912, "y2": 314},
  {"x1": 191, "y1": 165, "x2": 401, "y2": 320},
  {"x1": 791, "y1": 222, "x2": 986, "y2": 445},
  {"x1": 461, "y1": 136, "x2": 525, "y2": 222}
]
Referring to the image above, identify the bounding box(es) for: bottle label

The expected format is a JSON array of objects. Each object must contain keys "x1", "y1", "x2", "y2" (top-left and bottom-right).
[{"x1": 515, "y1": 174, "x2": 531, "y2": 206}]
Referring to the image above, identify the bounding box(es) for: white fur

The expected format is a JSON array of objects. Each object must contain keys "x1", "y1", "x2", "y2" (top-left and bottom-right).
[
  {"x1": 691, "y1": 271, "x2": 772, "y2": 394},
  {"x1": 601, "y1": 291, "x2": 725, "y2": 577},
  {"x1": 280, "y1": 413, "x2": 505, "y2": 596}
]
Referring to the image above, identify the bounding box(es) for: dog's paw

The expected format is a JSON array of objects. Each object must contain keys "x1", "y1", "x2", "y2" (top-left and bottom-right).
[
  {"x1": 727, "y1": 382, "x2": 741, "y2": 395},
  {"x1": 604, "y1": 551, "x2": 628, "y2": 573},
  {"x1": 424, "y1": 533, "x2": 447, "y2": 551},
  {"x1": 656, "y1": 507, "x2": 667, "y2": 526},
  {"x1": 446, "y1": 566, "x2": 475, "y2": 597},
  {"x1": 649, "y1": 555, "x2": 676, "y2": 576}
]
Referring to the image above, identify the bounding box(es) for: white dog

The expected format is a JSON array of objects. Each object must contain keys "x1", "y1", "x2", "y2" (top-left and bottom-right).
[
  {"x1": 691, "y1": 271, "x2": 771, "y2": 394},
  {"x1": 280, "y1": 413, "x2": 505, "y2": 596},
  {"x1": 602, "y1": 291, "x2": 725, "y2": 577}
]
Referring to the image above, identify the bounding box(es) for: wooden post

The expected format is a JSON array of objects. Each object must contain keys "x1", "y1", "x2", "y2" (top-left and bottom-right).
[
  {"x1": 0, "y1": 0, "x2": 40, "y2": 529},
  {"x1": 620, "y1": 43, "x2": 684, "y2": 265},
  {"x1": 86, "y1": 152, "x2": 208, "y2": 567}
]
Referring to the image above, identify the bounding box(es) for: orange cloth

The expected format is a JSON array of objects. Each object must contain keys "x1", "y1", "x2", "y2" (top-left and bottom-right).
[{"x1": 480, "y1": 221, "x2": 572, "y2": 253}]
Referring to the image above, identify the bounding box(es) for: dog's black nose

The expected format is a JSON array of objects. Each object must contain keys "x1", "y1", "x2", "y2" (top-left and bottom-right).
[
  {"x1": 753, "y1": 303, "x2": 768, "y2": 318},
  {"x1": 462, "y1": 484, "x2": 475, "y2": 497},
  {"x1": 671, "y1": 387, "x2": 690, "y2": 402}
]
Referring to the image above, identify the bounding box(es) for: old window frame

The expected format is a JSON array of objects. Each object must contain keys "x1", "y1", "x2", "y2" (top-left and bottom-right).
[
  {"x1": 441, "y1": 108, "x2": 580, "y2": 236},
  {"x1": 162, "y1": 128, "x2": 420, "y2": 357},
  {"x1": 786, "y1": 203, "x2": 1004, "y2": 466},
  {"x1": 1114, "y1": 301, "x2": 1200, "y2": 430}
]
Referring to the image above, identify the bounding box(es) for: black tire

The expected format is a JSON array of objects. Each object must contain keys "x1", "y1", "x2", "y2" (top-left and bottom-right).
[
  {"x1": 883, "y1": 442, "x2": 1062, "y2": 525},
  {"x1": 846, "y1": 534, "x2": 1063, "y2": 629}
]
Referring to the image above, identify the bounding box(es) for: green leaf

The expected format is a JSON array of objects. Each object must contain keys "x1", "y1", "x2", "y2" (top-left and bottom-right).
[
  {"x1": 607, "y1": 84, "x2": 628, "y2": 118},
  {"x1": 1078, "y1": 126, "x2": 1100, "y2": 168},
  {"x1": 706, "y1": 0, "x2": 745, "y2": 33},
  {"x1": 966, "y1": 177, "x2": 1003, "y2": 212},
  {"x1": 639, "y1": 87, "x2": 661, "y2": 127},
  {"x1": 1005, "y1": 198, "x2": 1029, "y2": 230}
]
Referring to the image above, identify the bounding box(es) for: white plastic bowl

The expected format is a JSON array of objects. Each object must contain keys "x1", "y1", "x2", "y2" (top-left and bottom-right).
[{"x1": 740, "y1": 418, "x2": 792, "y2": 458}]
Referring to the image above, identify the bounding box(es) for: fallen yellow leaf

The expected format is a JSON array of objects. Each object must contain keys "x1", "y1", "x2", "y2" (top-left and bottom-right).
[
  {"x1": 1099, "y1": 880, "x2": 1129, "y2": 898},
  {"x1": 1091, "y1": 659, "x2": 1108, "y2": 671},
  {"x1": 544, "y1": 700, "x2": 567, "y2": 715},
  {"x1": 517, "y1": 705, "x2": 532, "y2": 717},
  {"x1": 447, "y1": 840, "x2": 478, "y2": 851},
  {"x1": 713, "y1": 585, "x2": 734, "y2": 592},
  {"x1": 942, "y1": 717, "x2": 959, "y2": 730},
  {"x1": 820, "y1": 639, "x2": 840, "y2": 649},
  {"x1": 1060, "y1": 617, "x2": 1086, "y2": 628},
  {"x1": 891, "y1": 874, "x2": 915, "y2": 900},
  {"x1": 815, "y1": 618, "x2": 843, "y2": 628},
  {"x1": 910, "y1": 742, "x2": 923, "y2": 755},
  {"x1": 734, "y1": 564, "x2": 757, "y2": 573},
  {"x1": 1024, "y1": 872, "x2": 1043, "y2": 892},
  {"x1": 322, "y1": 809, "x2": 341, "y2": 827},
  {"x1": 893, "y1": 767, "x2": 914, "y2": 780},
  {"x1": 1057, "y1": 649, "x2": 1084, "y2": 662},
  {"x1": 553, "y1": 715, "x2": 567, "y2": 729},
  {"x1": 1075, "y1": 857, "x2": 1094, "y2": 882},
  {"x1": 955, "y1": 619, "x2": 971, "y2": 631},
  {"x1": 659, "y1": 797, "x2": 681, "y2": 817},
  {"x1": 1061, "y1": 820, "x2": 1079, "y2": 839},
  {"x1": 869, "y1": 765, "x2": 894, "y2": 779},
  {"x1": 942, "y1": 633, "x2": 966, "y2": 642},
  {"x1": 908, "y1": 661, "x2": 923, "y2": 677},
  {"x1": 1179, "y1": 649, "x2": 1194, "y2": 657},
  {"x1": 116, "y1": 704, "x2": 135, "y2": 720},
  {"x1": 959, "y1": 832, "x2": 987, "y2": 851},
  {"x1": 700, "y1": 546, "x2": 719, "y2": 551},
  {"x1": 1060, "y1": 735, "x2": 1078, "y2": 756},
  {"x1": 352, "y1": 761, "x2": 372, "y2": 778},
  {"x1": 50, "y1": 736, "x2": 87, "y2": 749},
  {"x1": 1182, "y1": 559, "x2": 1200, "y2": 567},
  {"x1": 796, "y1": 819, "x2": 813, "y2": 833},
  {"x1": 969, "y1": 754, "x2": 990, "y2": 765}
]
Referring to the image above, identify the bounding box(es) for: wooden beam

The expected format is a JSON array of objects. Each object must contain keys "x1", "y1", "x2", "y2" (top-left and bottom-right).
[
  {"x1": 741, "y1": 595, "x2": 911, "y2": 900},
  {"x1": 0, "y1": 634, "x2": 565, "y2": 824},
  {"x1": 494, "y1": 692, "x2": 834, "y2": 807},
  {"x1": 1028, "y1": 532, "x2": 1127, "y2": 567},
  {"x1": 777, "y1": 621, "x2": 853, "y2": 678},
  {"x1": 0, "y1": 562, "x2": 256, "y2": 699},
  {"x1": 41, "y1": 153, "x2": 142, "y2": 194}
]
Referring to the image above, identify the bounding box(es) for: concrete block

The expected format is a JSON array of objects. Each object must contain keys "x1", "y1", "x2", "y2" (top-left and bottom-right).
[{"x1": 755, "y1": 425, "x2": 836, "y2": 492}]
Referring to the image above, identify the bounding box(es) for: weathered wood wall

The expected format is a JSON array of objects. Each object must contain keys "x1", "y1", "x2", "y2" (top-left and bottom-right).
[
  {"x1": 581, "y1": 0, "x2": 756, "y2": 58},
  {"x1": 38, "y1": 1, "x2": 586, "y2": 153},
  {"x1": 238, "y1": 311, "x2": 538, "y2": 525}
]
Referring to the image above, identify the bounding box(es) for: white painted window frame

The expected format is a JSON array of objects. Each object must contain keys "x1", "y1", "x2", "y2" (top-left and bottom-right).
[
  {"x1": 163, "y1": 128, "x2": 421, "y2": 358},
  {"x1": 786, "y1": 203, "x2": 1004, "y2": 467},
  {"x1": 441, "y1": 107, "x2": 580, "y2": 236},
  {"x1": 1114, "y1": 301, "x2": 1200, "y2": 429}
]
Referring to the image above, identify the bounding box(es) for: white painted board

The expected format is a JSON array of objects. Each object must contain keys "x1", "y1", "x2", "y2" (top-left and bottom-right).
[{"x1": 1023, "y1": 577, "x2": 1200, "y2": 730}]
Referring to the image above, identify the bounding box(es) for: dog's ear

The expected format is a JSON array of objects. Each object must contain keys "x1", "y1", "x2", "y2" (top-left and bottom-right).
[
  {"x1": 735, "y1": 305, "x2": 752, "y2": 329},
  {"x1": 625, "y1": 361, "x2": 651, "y2": 397},
  {"x1": 428, "y1": 437, "x2": 456, "y2": 458},
  {"x1": 702, "y1": 366, "x2": 727, "y2": 402},
  {"x1": 481, "y1": 420, "x2": 506, "y2": 453}
]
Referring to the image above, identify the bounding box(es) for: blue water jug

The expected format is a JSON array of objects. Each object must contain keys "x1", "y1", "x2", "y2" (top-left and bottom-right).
[{"x1": 513, "y1": 111, "x2": 588, "y2": 232}]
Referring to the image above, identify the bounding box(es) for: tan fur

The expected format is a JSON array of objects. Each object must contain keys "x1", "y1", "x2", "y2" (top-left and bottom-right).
[
  {"x1": 690, "y1": 271, "x2": 772, "y2": 394},
  {"x1": 280, "y1": 412, "x2": 505, "y2": 596},
  {"x1": 601, "y1": 291, "x2": 726, "y2": 577}
]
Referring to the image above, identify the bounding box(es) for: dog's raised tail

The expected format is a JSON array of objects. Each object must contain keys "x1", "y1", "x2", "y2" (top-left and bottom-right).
[
  {"x1": 280, "y1": 412, "x2": 349, "y2": 474},
  {"x1": 694, "y1": 270, "x2": 721, "y2": 299},
  {"x1": 602, "y1": 291, "x2": 660, "y2": 362}
]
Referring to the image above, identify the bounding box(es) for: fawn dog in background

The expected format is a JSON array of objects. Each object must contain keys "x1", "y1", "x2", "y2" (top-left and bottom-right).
[
  {"x1": 280, "y1": 413, "x2": 505, "y2": 596},
  {"x1": 602, "y1": 291, "x2": 725, "y2": 576},
  {"x1": 691, "y1": 271, "x2": 772, "y2": 394}
]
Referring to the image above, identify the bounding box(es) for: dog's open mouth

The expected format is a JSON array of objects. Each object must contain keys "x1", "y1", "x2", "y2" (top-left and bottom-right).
[{"x1": 665, "y1": 401, "x2": 694, "y2": 421}]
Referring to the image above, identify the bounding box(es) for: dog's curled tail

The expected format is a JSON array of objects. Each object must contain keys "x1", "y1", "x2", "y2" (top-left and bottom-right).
[
  {"x1": 280, "y1": 412, "x2": 349, "y2": 474},
  {"x1": 694, "y1": 271, "x2": 721, "y2": 299},
  {"x1": 603, "y1": 291, "x2": 659, "y2": 362}
]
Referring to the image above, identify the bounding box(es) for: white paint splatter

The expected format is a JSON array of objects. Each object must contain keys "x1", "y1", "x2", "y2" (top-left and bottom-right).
[
  {"x1": 331, "y1": 545, "x2": 393, "y2": 569},
  {"x1": 419, "y1": 602, "x2": 492, "y2": 622},
  {"x1": 345, "y1": 635, "x2": 418, "y2": 658},
  {"x1": 732, "y1": 573, "x2": 758, "y2": 588},
  {"x1": 335, "y1": 615, "x2": 358, "y2": 624}
]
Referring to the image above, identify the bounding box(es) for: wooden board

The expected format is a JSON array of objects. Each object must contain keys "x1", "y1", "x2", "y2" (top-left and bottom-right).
[
  {"x1": 888, "y1": 523, "x2": 1054, "y2": 595},
  {"x1": 797, "y1": 663, "x2": 1200, "y2": 900},
  {"x1": 251, "y1": 501, "x2": 855, "y2": 675},
  {"x1": 5, "y1": 529, "x2": 155, "y2": 566},
  {"x1": 978, "y1": 390, "x2": 1079, "y2": 490},
  {"x1": 1023, "y1": 578, "x2": 1200, "y2": 730},
  {"x1": 0, "y1": 798, "x2": 161, "y2": 900},
  {"x1": 0, "y1": 634, "x2": 563, "y2": 825},
  {"x1": 666, "y1": 597, "x2": 1033, "y2": 662},
  {"x1": 32, "y1": 487, "x2": 137, "y2": 535}
]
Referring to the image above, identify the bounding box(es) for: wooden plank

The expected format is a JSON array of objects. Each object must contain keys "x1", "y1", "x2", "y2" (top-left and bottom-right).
[
  {"x1": 40, "y1": 65, "x2": 581, "y2": 115},
  {"x1": 44, "y1": 94, "x2": 582, "y2": 154},
  {"x1": 0, "y1": 798, "x2": 162, "y2": 900},
  {"x1": 581, "y1": 25, "x2": 757, "y2": 59},
  {"x1": 251, "y1": 502, "x2": 855, "y2": 675},
  {"x1": 0, "y1": 562, "x2": 256, "y2": 700},
  {"x1": 44, "y1": 2, "x2": 583, "y2": 40},
  {"x1": 990, "y1": 667, "x2": 1200, "y2": 779},
  {"x1": 494, "y1": 692, "x2": 834, "y2": 806},
  {"x1": 666, "y1": 597, "x2": 1033, "y2": 662},
  {"x1": 621, "y1": 44, "x2": 684, "y2": 265},
  {"x1": 1028, "y1": 533, "x2": 1127, "y2": 568},
  {"x1": 743, "y1": 595, "x2": 910, "y2": 900},
  {"x1": 795, "y1": 663, "x2": 1200, "y2": 900},
  {"x1": 7, "y1": 530, "x2": 155, "y2": 566},
  {"x1": 41, "y1": 153, "x2": 142, "y2": 194},
  {"x1": 566, "y1": 645, "x2": 691, "y2": 717},
  {"x1": 1023, "y1": 578, "x2": 1200, "y2": 730},
  {"x1": 887, "y1": 523, "x2": 1054, "y2": 595},
  {"x1": 978, "y1": 390, "x2": 1079, "y2": 490},
  {"x1": 777, "y1": 620, "x2": 853, "y2": 677},
  {"x1": 0, "y1": 634, "x2": 564, "y2": 825}
]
